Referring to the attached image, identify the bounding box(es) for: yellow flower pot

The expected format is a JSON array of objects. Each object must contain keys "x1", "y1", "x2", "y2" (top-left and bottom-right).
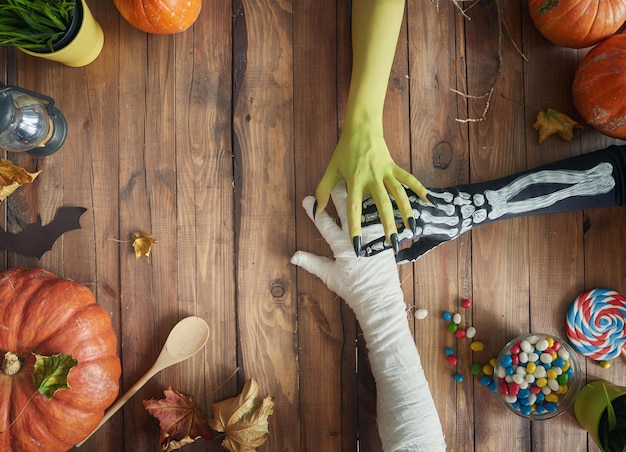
[
  {"x1": 20, "y1": 0, "x2": 104, "y2": 67},
  {"x1": 575, "y1": 380, "x2": 626, "y2": 451}
]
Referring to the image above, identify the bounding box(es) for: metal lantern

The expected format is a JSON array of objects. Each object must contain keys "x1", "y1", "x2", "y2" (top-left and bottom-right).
[{"x1": 0, "y1": 84, "x2": 67, "y2": 156}]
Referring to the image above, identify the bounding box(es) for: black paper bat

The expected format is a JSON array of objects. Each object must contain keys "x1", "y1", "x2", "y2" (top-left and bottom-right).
[{"x1": 0, "y1": 206, "x2": 87, "y2": 259}]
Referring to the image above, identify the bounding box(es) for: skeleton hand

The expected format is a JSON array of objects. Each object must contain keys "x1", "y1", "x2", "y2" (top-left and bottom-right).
[
  {"x1": 361, "y1": 145, "x2": 626, "y2": 264},
  {"x1": 361, "y1": 186, "x2": 484, "y2": 263}
]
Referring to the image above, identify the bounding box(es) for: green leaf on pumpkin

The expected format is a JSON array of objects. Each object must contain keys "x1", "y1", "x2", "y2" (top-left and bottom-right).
[{"x1": 32, "y1": 353, "x2": 77, "y2": 399}]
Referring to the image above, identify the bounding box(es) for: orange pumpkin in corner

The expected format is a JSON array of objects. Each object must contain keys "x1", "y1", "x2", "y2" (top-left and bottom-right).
[
  {"x1": 113, "y1": 0, "x2": 202, "y2": 34},
  {"x1": 529, "y1": 0, "x2": 626, "y2": 49},
  {"x1": 572, "y1": 33, "x2": 626, "y2": 140},
  {"x1": 0, "y1": 268, "x2": 121, "y2": 451}
]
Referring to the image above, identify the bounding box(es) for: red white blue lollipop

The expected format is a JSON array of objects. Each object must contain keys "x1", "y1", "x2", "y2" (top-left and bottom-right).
[{"x1": 566, "y1": 288, "x2": 626, "y2": 360}]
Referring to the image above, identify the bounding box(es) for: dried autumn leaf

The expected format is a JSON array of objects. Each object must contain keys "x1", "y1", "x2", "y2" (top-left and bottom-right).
[
  {"x1": 143, "y1": 386, "x2": 212, "y2": 451},
  {"x1": 209, "y1": 379, "x2": 275, "y2": 452},
  {"x1": 533, "y1": 108, "x2": 582, "y2": 144},
  {"x1": 0, "y1": 159, "x2": 41, "y2": 202},
  {"x1": 132, "y1": 231, "x2": 156, "y2": 261},
  {"x1": 32, "y1": 353, "x2": 78, "y2": 399}
]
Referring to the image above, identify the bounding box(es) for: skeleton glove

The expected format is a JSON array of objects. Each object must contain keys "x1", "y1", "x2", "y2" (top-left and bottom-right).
[{"x1": 362, "y1": 145, "x2": 626, "y2": 264}]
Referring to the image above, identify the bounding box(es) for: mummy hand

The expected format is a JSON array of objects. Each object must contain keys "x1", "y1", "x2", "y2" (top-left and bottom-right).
[
  {"x1": 291, "y1": 182, "x2": 403, "y2": 305},
  {"x1": 292, "y1": 182, "x2": 447, "y2": 451}
]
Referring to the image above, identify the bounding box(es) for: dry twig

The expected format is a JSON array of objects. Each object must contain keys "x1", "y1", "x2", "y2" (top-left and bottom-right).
[{"x1": 444, "y1": 0, "x2": 526, "y2": 123}]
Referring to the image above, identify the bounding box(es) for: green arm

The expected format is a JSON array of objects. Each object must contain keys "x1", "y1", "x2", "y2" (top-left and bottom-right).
[{"x1": 315, "y1": 0, "x2": 428, "y2": 255}]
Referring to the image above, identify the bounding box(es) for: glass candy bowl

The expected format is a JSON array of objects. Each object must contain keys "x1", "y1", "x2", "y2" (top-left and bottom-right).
[{"x1": 494, "y1": 333, "x2": 582, "y2": 420}]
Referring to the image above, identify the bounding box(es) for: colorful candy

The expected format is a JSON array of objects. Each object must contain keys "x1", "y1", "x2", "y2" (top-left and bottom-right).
[
  {"x1": 496, "y1": 334, "x2": 577, "y2": 418},
  {"x1": 414, "y1": 308, "x2": 429, "y2": 320},
  {"x1": 566, "y1": 288, "x2": 626, "y2": 360},
  {"x1": 600, "y1": 360, "x2": 611, "y2": 369},
  {"x1": 441, "y1": 300, "x2": 489, "y2": 384},
  {"x1": 470, "y1": 341, "x2": 485, "y2": 352}
]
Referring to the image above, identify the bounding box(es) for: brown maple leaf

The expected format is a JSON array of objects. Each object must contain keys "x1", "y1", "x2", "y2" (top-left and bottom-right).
[
  {"x1": 533, "y1": 108, "x2": 582, "y2": 144},
  {"x1": 143, "y1": 386, "x2": 212, "y2": 451},
  {"x1": 209, "y1": 379, "x2": 274, "y2": 452},
  {"x1": 0, "y1": 159, "x2": 41, "y2": 202},
  {"x1": 131, "y1": 231, "x2": 156, "y2": 261}
]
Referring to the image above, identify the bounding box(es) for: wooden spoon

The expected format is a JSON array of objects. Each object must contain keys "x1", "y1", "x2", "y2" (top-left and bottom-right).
[{"x1": 76, "y1": 316, "x2": 210, "y2": 447}]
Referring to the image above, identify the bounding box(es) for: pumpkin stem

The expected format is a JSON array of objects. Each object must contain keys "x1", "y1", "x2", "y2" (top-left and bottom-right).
[{"x1": 2, "y1": 352, "x2": 21, "y2": 376}]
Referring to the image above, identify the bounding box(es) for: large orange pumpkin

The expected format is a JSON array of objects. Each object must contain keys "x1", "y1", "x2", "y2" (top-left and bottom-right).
[
  {"x1": 0, "y1": 268, "x2": 121, "y2": 451},
  {"x1": 113, "y1": 0, "x2": 202, "y2": 34},
  {"x1": 528, "y1": 0, "x2": 626, "y2": 49},
  {"x1": 572, "y1": 33, "x2": 626, "y2": 140}
]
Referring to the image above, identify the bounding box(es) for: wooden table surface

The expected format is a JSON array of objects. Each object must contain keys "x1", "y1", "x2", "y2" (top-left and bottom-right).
[{"x1": 2, "y1": 0, "x2": 625, "y2": 451}]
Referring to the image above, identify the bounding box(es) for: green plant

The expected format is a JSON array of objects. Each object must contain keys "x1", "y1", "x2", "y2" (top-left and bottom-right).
[
  {"x1": 600, "y1": 384, "x2": 626, "y2": 452},
  {"x1": 0, "y1": 0, "x2": 77, "y2": 51}
]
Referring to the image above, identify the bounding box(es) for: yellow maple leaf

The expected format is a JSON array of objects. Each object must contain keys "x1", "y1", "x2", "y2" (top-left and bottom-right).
[
  {"x1": 0, "y1": 159, "x2": 41, "y2": 202},
  {"x1": 209, "y1": 379, "x2": 274, "y2": 452},
  {"x1": 533, "y1": 108, "x2": 582, "y2": 144},
  {"x1": 131, "y1": 231, "x2": 156, "y2": 261}
]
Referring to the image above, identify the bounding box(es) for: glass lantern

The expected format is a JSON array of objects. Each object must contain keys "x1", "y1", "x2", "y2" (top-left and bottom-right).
[{"x1": 0, "y1": 84, "x2": 67, "y2": 156}]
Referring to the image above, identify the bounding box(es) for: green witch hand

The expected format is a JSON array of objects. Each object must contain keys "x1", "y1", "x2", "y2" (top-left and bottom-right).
[{"x1": 315, "y1": 122, "x2": 429, "y2": 256}]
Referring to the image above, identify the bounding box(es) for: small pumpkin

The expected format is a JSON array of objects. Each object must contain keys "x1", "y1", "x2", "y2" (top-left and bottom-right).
[
  {"x1": 113, "y1": 0, "x2": 201, "y2": 34},
  {"x1": 0, "y1": 267, "x2": 121, "y2": 451},
  {"x1": 572, "y1": 33, "x2": 626, "y2": 140},
  {"x1": 528, "y1": 0, "x2": 626, "y2": 49}
]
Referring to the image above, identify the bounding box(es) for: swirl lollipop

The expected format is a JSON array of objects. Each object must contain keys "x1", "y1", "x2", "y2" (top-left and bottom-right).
[{"x1": 566, "y1": 288, "x2": 626, "y2": 360}]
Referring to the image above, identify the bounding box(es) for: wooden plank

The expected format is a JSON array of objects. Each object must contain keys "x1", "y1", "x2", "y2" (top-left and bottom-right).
[
  {"x1": 407, "y1": 0, "x2": 471, "y2": 449},
  {"x1": 465, "y1": 1, "x2": 531, "y2": 450},
  {"x1": 292, "y1": 0, "x2": 347, "y2": 450},
  {"x1": 234, "y1": 1, "x2": 298, "y2": 450},
  {"x1": 8, "y1": 53, "x2": 64, "y2": 272},
  {"x1": 355, "y1": 6, "x2": 414, "y2": 452},
  {"x1": 335, "y1": 2, "x2": 360, "y2": 450},
  {"x1": 59, "y1": 1, "x2": 123, "y2": 449},
  {"x1": 115, "y1": 14, "x2": 160, "y2": 450},
  {"x1": 520, "y1": 2, "x2": 589, "y2": 451},
  {"x1": 173, "y1": 1, "x2": 238, "y2": 449}
]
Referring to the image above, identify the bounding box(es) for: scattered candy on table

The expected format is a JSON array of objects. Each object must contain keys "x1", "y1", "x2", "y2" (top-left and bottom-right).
[
  {"x1": 600, "y1": 360, "x2": 611, "y2": 369},
  {"x1": 441, "y1": 298, "x2": 489, "y2": 384},
  {"x1": 454, "y1": 328, "x2": 466, "y2": 339},
  {"x1": 414, "y1": 308, "x2": 429, "y2": 320},
  {"x1": 470, "y1": 341, "x2": 485, "y2": 352}
]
